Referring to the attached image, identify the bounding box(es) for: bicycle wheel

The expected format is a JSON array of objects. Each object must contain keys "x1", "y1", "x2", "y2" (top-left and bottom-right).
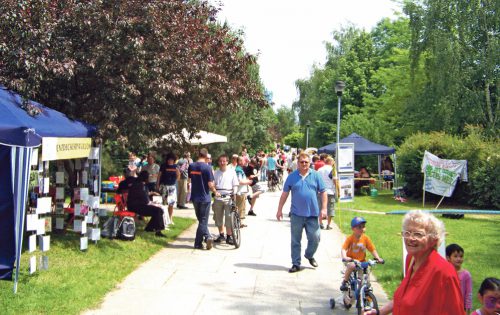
[
  {"x1": 267, "y1": 179, "x2": 274, "y2": 192},
  {"x1": 343, "y1": 289, "x2": 352, "y2": 310},
  {"x1": 231, "y1": 211, "x2": 241, "y2": 248},
  {"x1": 357, "y1": 291, "x2": 378, "y2": 315},
  {"x1": 277, "y1": 180, "x2": 282, "y2": 191}
]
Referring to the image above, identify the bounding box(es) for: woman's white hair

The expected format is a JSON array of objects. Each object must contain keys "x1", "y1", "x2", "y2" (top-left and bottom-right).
[{"x1": 402, "y1": 210, "x2": 446, "y2": 248}]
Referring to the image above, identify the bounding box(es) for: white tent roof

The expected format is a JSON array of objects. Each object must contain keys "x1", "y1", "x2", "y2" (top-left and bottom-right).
[{"x1": 161, "y1": 129, "x2": 227, "y2": 145}]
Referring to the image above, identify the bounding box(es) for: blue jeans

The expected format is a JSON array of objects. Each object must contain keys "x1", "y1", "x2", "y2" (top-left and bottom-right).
[
  {"x1": 193, "y1": 201, "x2": 211, "y2": 247},
  {"x1": 290, "y1": 214, "x2": 321, "y2": 266}
]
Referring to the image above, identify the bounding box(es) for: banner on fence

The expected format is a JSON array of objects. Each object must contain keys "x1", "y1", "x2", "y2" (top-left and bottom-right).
[{"x1": 421, "y1": 151, "x2": 468, "y2": 197}]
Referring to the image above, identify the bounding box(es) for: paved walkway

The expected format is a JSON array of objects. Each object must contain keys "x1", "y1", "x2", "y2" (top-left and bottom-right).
[{"x1": 84, "y1": 188, "x2": 388, "y2": 315}]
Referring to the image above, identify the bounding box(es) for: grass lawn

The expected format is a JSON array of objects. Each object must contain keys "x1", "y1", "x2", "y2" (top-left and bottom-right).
[
  {"x1": 334, "y1": 191, "x2": 500, "y2": 310},
  {"x1": 0, "y1": 217, "x2": 195, "y2": 315}
]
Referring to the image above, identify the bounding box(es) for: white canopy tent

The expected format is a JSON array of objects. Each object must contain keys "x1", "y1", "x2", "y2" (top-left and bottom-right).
[{"x1": 161, "y1": 129, "x2": 227, "y2": 145}]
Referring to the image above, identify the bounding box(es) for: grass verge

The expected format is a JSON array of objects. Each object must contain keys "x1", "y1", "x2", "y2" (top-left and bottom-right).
[
  {"x1": 334, "y1": 192, "x2": 500, "y2": 310},
  {"x1": 0, "y1": 217, "x2": 195, "y2": 315}
]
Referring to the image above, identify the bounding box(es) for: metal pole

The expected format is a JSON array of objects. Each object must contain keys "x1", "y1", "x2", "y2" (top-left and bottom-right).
[
  {"x1": 306, "y1": 126, "x2": 309, "y2": 148},
  {"x1": 336, "y1": 95, "x2": 341, "y2": 175}
]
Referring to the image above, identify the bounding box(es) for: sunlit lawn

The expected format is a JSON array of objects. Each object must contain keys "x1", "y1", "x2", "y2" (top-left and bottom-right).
[
  {"x1": 0, "y1": 217, "x2": 195, "y2": 315},
  {"x1": 334, "y1": 190, "x2": 500, "y2": 310}
]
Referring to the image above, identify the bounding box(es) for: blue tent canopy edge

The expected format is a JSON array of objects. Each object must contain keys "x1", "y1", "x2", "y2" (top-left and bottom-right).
[
  {"x1": 318, "y1": 133, "x2": 395, "y2": 155},
  {"x1": 0, "y1": 85, "x2": 96, "y2": 147}
]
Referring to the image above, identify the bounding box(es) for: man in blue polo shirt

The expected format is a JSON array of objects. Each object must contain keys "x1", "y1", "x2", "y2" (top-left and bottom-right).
[
  {"x1": 276, "y1": 152, "x2": 327, "y2": 273},
  {"x1": 189, "y1": 148, "x2": 219, "y2": 250}
]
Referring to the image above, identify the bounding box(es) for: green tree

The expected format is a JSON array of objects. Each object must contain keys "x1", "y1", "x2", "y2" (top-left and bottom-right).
[
  {"x1": 404, "y1": 0, "x2": 499, "y2": 134},
  {"x1": 275, "y1": 105, "x2": 297, "y2": 140}
]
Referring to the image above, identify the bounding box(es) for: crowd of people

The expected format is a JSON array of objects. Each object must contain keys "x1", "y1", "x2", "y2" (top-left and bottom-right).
[{"x1": 118, "y1": 148, "x2": 498, "y2": 315}]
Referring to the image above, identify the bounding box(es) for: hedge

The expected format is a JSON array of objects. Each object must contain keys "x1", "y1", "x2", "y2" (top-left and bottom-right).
[{"x1": 397, "y1": 129, "x2": 499, "y2": 209}]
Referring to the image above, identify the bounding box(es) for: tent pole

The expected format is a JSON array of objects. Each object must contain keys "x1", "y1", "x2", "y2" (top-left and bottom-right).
[
  {"x1": 422, "y1": 172, "x2": 426, "y2": 208},
  {"x1": 393, "y1": 154, "x2": 397, "y2": 189},
  {"x1": 377, "y1": 155, "x2": 381, "y2": 179}
]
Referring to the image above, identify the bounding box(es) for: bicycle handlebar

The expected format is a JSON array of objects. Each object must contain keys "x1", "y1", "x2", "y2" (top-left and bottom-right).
[{"x1": 342, "y1": 258, "x2": 385, "y2": 268}]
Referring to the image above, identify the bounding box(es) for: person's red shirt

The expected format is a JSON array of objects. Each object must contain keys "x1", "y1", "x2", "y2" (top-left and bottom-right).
[
  {"x1": 314, "y1": 160, "x2": 325, "y2": 171},
  {"x1": 393, "y1": 250, "x2": 465, "y2": 315}
]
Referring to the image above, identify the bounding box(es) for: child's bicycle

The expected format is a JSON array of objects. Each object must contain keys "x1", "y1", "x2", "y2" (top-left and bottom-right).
[
  {"x1": 330, "y1": 259, "x2": 384, "y2": 315},
  {"x1": 220, "y1": 194, "x2": 241, "y2": 248}
]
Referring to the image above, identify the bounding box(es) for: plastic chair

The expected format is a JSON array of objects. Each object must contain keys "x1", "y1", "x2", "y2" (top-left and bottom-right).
[{"x1": 113, "y1": 193, "x2": 136, "y2": 219}]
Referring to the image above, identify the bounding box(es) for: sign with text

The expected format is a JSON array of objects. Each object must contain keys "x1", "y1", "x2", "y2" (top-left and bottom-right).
[
  {"x1": 337, "y1": 143, "x2": 355, "y2": 173},
  {"x1": 421, "y1": 151, "x2": 468, "y2": 197},
  {"x1": 338, "y1": 174, "x2": 354, "y2": 203},
  {"x1": 42, "y1": 137, "x2": 92, "y2": 161}
]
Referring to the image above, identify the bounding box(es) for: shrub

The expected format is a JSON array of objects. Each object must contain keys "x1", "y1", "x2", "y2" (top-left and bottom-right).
[{"x1": 397, "y1": 130, "x2": 499, "y2": 209}]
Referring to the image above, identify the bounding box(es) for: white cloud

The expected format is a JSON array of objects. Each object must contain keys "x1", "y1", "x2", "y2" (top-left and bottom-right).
[{"x1": 212, "y1": 0, "x2": 401, "y2": 107}]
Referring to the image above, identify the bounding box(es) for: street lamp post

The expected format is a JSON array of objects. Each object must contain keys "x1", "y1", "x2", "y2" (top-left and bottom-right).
[
  {"x1": 306, "y1": 120, "x2": 311, "y2": 148},
  {"x1": 335, "y1": 81, "x2": 345, "y2": 173}
]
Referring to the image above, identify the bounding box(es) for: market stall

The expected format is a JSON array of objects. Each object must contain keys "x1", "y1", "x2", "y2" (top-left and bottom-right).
[{"x1": 0, "y1": 86, "x2": 96, "y2": 292}]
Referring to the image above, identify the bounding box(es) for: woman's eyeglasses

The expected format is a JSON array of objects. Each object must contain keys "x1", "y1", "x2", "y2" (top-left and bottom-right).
[{"x1": 401, "y1": 231, "x2": 428, "y2": 240}]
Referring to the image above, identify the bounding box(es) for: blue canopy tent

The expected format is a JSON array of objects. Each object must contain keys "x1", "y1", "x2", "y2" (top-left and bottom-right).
[
  {"x1": 0, "y1": 86, "x2": 95, "y2": 292},
  {"x1": 318, "y1": 133, "x2": 397, "y2": 184},
  {"x1": 318, "y1": 133, "x2": 395, "y2": 156}
]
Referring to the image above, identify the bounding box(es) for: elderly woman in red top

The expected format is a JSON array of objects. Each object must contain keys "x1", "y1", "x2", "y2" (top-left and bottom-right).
[{"x1": 365, "y1": 210, "x2": 464, "y2": 315}]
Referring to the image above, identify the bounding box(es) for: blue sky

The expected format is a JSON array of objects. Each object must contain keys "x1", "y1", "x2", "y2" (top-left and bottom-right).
[{"x1": 211, "y1": 0, "x2": 401, "y2": 108}]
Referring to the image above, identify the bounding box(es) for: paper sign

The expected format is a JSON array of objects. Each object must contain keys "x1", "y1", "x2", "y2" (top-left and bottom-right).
[
  {"x1": 74, "y1": 188, "x2": 80, "y2": 201},
  {"x1": 81, "y1": 221, "x2": 87, "y2": 234},
  {"x1": 43, "y1": 177, "x2": 50, "y2": 194},
  {"x1": 40, "y1": 256, "x2": 49, "y2": 270},
  {"x1": 80, "y1": 188, "x2": 89, "y2": 202},
  {"x1": 56, "y1": 187, "x2": 64, "y2": 200},
  {"x1": 81, "y1": 171, "x2": 88, "y2": 185},
  {"x1": 36, "y1": 218, "x2": 46, "y2": 235},
  {"x1": 45, "y1": 217, "x2": 52, "y2": 233},
  {"x1": 74, "y1": 220, "x2": 82, "y2": 232},
  {"x1": 90, "y1": 228, "x2": 101, "y2": 241},
  {"x1": 26, "y1": 214, "x2": 38, "y2": 231},
  {"x1": 55, "y1": 218, "x2": 65, "y2": 230},
  {"x1": 86, "y1": 211, "x2": 94, "y2": 224},
  {"x1": 74, "y1": 203, "x2": 81, "y2": 216},
  {"x1": 89, "y1": 147, "x2": 100, "y2": 160},
  {"x1": 55, "y1": 202, "x2": 64, "y2": 214},
  {"x1": 89, "y1": 196, "x2": 100, "y2": 209},
  {"x1": 36, "y1": 197, "x2": 52, "y2": 214},
  {"x1": 80, "y1": 237, "x2": 88, "y2": 251},
  {"x1": 56, "y1": 172, "x2": 64, "y2": 184},
  {"x1": 40, "y1": 235, "x2": 50, "y2": 252},
  {"x1": 31, "y1": 148, "x2": 39, "y2": 166},
  {"x1": 29, "y1": 256, "x2": 36, "y2": 274},
  {"x1": 93, "y1": 180, "x2": 98, "y2": 193},
  {"x1": 29, "y1": 234, "x2": 37, "y2": 253}
]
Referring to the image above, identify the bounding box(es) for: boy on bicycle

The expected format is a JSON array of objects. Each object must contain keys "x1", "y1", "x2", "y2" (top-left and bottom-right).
[{"x1": 340, "y1": 217, "x2": 383, "y2": 291}]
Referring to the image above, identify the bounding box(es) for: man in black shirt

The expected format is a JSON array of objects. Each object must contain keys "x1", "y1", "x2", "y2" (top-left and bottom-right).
[{"x1": 245, "y1": 158, "x2": 265, "y2": 216}]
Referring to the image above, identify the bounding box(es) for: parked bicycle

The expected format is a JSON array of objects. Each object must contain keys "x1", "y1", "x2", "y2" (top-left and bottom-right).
[{"x1": 330, "y1": 259, "x2": 384, "y2": 315}]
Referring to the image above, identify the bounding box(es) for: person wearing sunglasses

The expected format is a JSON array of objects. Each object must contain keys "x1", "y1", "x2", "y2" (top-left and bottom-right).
[
  {"x1": 276, "y1": 152, "x2": 327, "y2": 273},
  {"x1": 365, "y1": 210, "x2": 465, "y2": 315}
]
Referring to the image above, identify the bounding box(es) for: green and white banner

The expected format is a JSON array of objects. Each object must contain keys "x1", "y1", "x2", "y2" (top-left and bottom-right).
[{"x1": 421, "y1": 151, "x2": 468, "y2": 197}]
